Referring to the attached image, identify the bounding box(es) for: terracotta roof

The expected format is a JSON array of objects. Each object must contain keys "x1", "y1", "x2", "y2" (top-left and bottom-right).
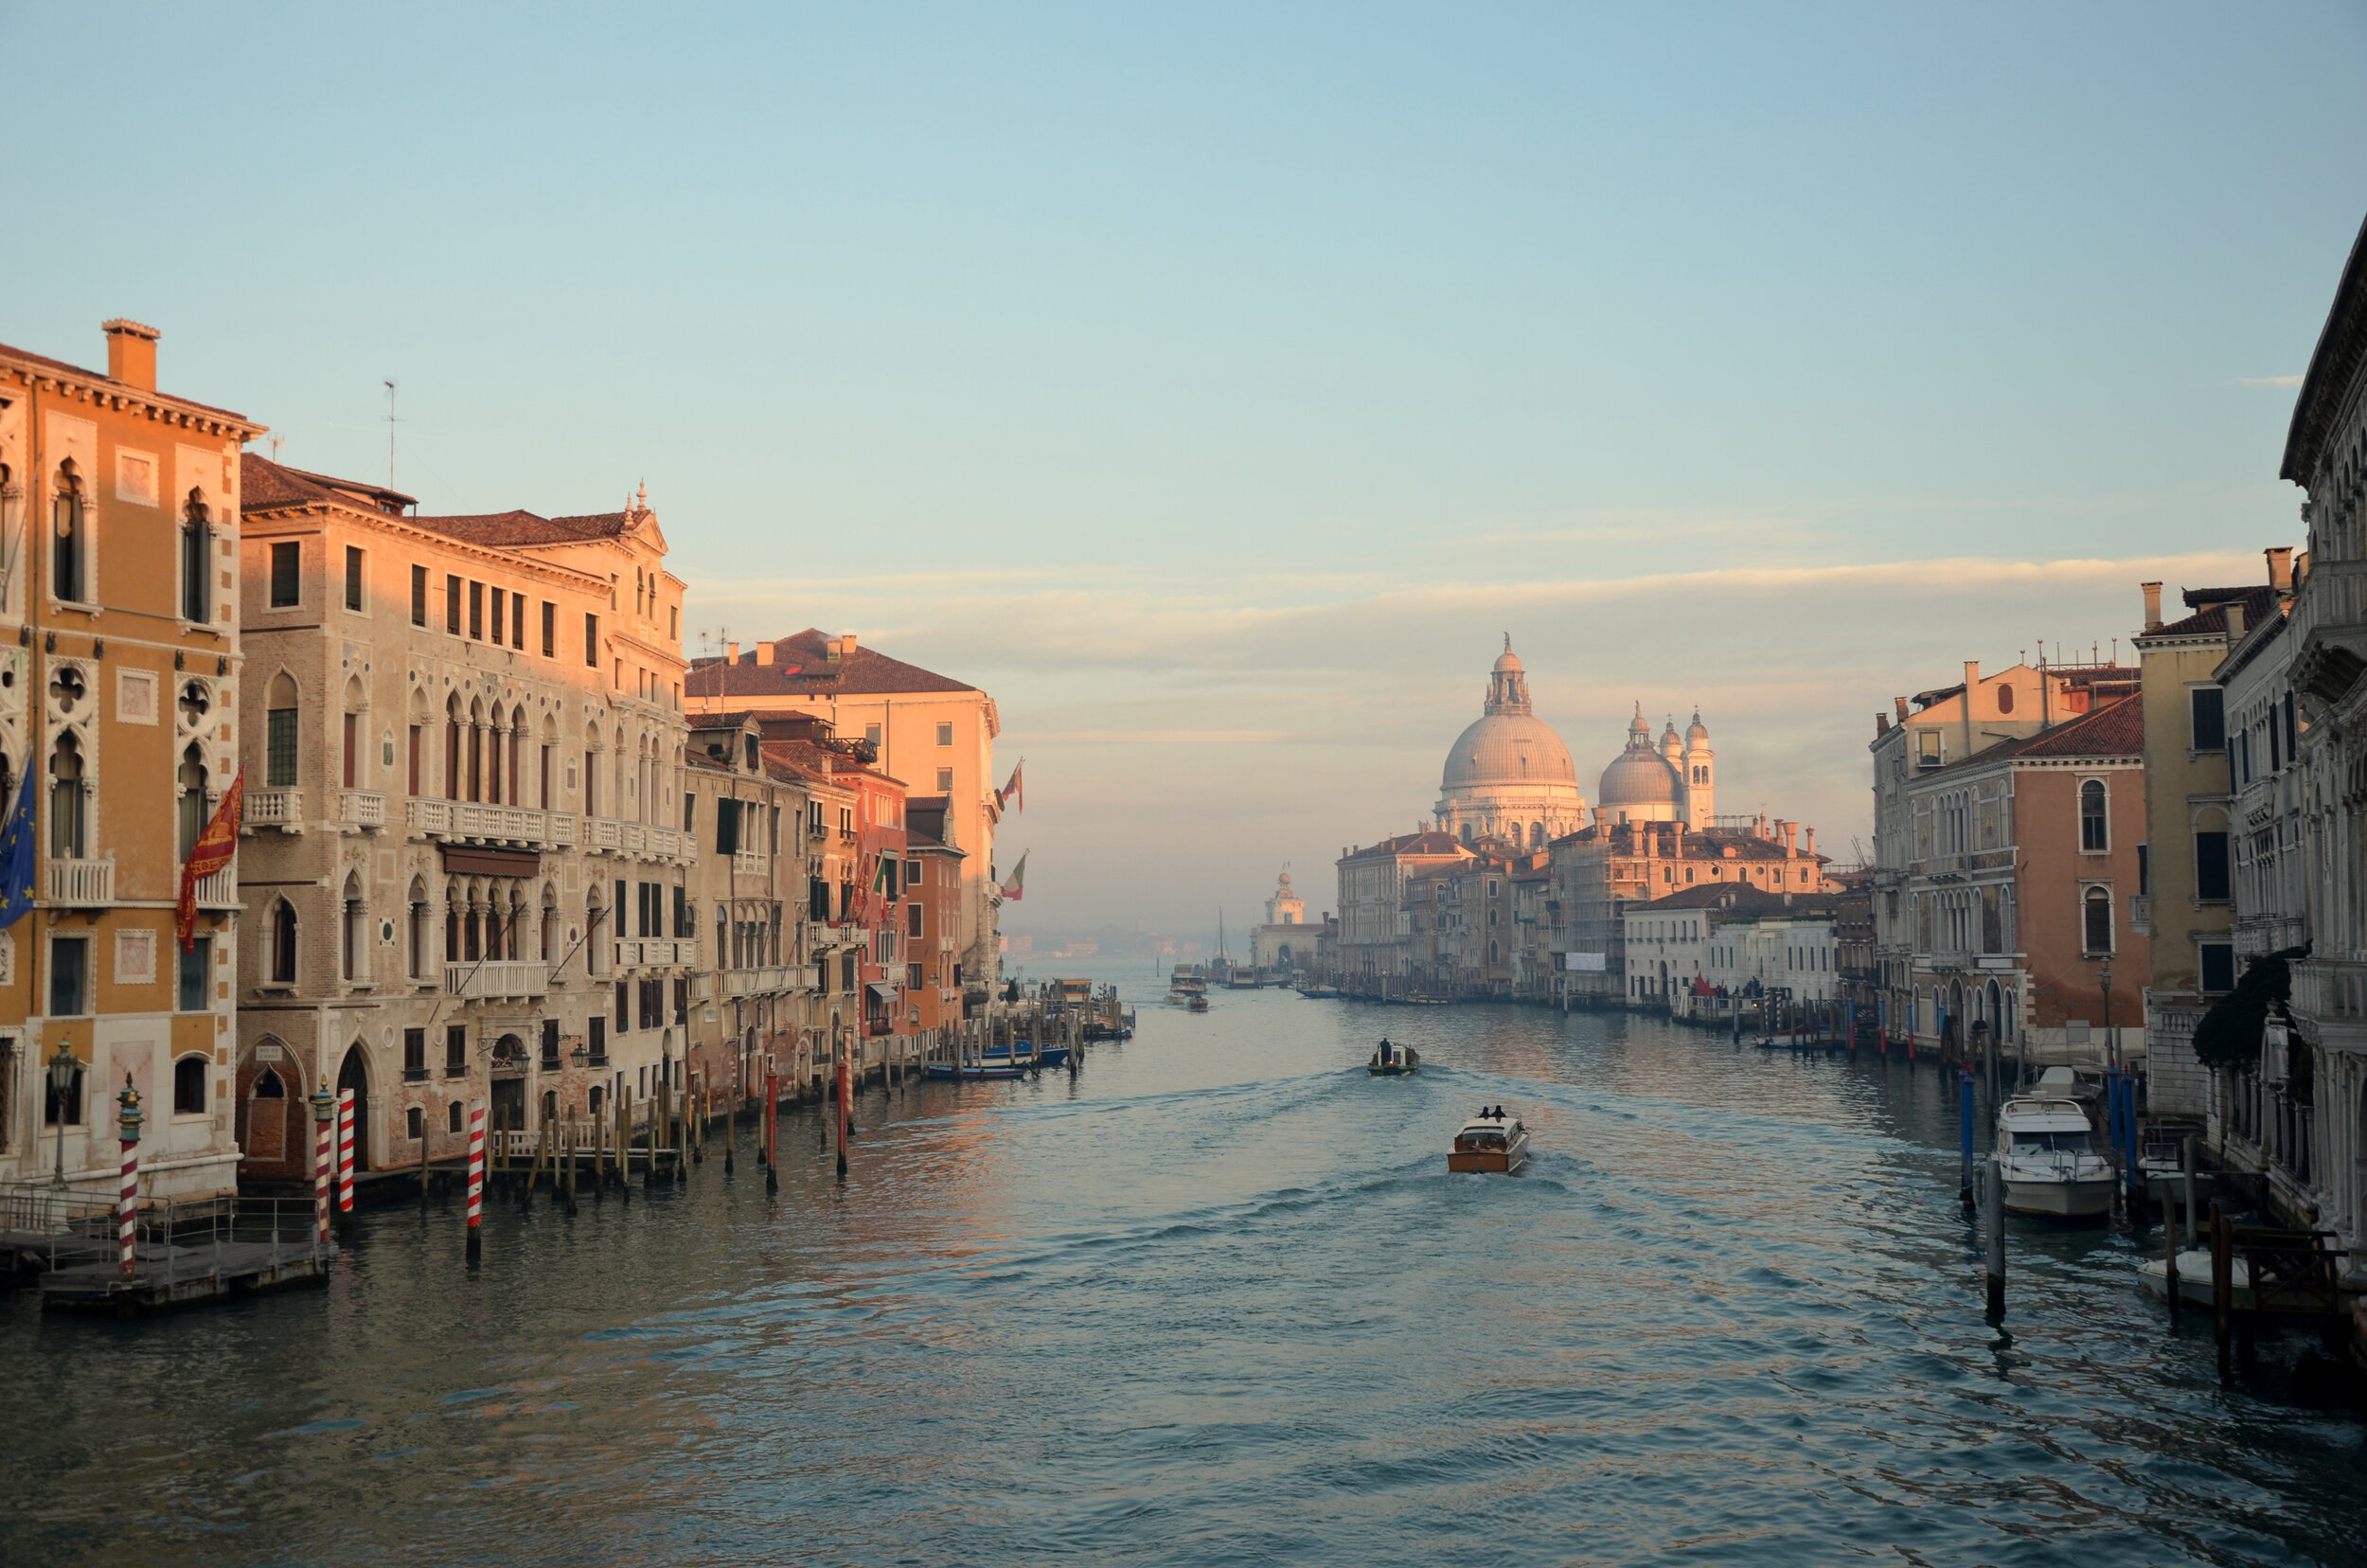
[
  {"x1": 0, "y1": 337, "x2": 255, "y2": 424},
  {"x1": 686, "y1": 628, "x2": 976, "y2": 698},
  {"x1": 1635, "y1": 883, "x2": 1836, "y2": 916},
  {"x1": 412, "y1": 508, "x2": 631, "y2": 547},
  {"x1": 240, "y1": 453, "x2": 416, "y2": 515},
  {"x1": 1342, "y1": 830, "x2": 1470, "y2": 862},
  {"x1": 2143, "y1": 583, "x2": 2278, "y2": 640}
]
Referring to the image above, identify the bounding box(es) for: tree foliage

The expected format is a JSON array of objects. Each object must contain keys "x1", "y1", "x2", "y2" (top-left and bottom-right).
[{"x1": 2190, "y1": 946, "x2": 2304, "y2": 1073}]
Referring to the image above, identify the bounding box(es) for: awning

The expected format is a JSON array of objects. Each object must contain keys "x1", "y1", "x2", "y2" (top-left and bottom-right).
[
  {"x1": 866, "y1": 981, "x2": 899, "y2": 1002},
  {"x1": 441, "y1": 846, "x2": 542, "y2": 878}
]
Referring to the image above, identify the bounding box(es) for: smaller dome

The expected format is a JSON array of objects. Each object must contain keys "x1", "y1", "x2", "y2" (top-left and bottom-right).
[
  {"x1": 1277, "y1": 871, "x2": 1292, "y2": 887},
  {"x1": 1600, "y1": 749, "x2": 1682, "y2": 808},
  {"x1": 1627, "y1": 704, "x2": 1649, "y2": 739},
  {"x1": 1686, "y1": 709, "x2": 1710, "y2": 745},
  {"x1": 1660, "y1": 721, "x2": 1683, "y2": 760},
  {"x1": 1493, "y1": 649, "x2": 1523, "y2": 674}
]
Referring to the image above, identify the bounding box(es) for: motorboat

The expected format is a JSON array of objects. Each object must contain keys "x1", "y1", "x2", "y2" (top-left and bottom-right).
[
  {"x1": 1995, "y1": 1096, "x2": 2114, "y2": 1220},
  {"x1": 1187, "y1": 993, "x2": 1209, "y2": 1013},
  {"x1": 925, "y1": 1038, "x2": 1071, "y2": 1080},
  {"x1": 1297, "y1": 984, "x2": 1340, "y2": 999},
  {"x1": 1367, "y1": 1040, "x2": 1420, "y2": 1076},
  {"x1": 1448, "y1": 1110, "x2": 1528, "y2": 1174},
  {"x1": 2137, "y1": 1249, "x2": 2254, "y2": 1310}
]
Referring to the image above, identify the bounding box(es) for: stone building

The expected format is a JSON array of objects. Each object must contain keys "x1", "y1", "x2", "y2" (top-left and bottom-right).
[
  {"x1": 686, "y1": 631, "x2": 999, "y2": 1007},
  {"x1": 233, "y1": 455, "x2": 693, "y2": 1181},
  {"x1": 1332, "y1": 831, "x2": 1470, "y2": 992},
  {"x1": 1896, "y1": 692, "x2": 2148, "y2": 1066},
  {"x1": 682, "y1": 711, "x2": 811, "y2": 1113},
  {"x1": 1249, "y1": 868, "x2": 1316, "y2": 979},
  {"x1": 0, "y1": 322, "x2": 260, "y2": 1203},
  {"x1": 1622, "y1": 883, "x2": 1842, "y2": 1012},
  {"x1": 2131, "y1": 569, "x2": 2282, "y2": 1116}
]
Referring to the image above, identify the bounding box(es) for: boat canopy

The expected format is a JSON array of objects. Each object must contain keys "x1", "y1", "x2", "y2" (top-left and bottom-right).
[{"x1": 1999, "y1": 1097, "x2": 2090, "y2": 1134}]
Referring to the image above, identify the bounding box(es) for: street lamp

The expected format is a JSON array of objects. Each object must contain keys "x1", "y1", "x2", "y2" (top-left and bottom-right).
[{"x1": 46, "y1": 1042, "x2": 79, "y2": 1233}]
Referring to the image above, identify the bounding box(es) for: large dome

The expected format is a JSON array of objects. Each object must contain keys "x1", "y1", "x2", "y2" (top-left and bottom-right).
[{"x1": 1442, "y1": 712, "x2": 1578, "y2": 791}]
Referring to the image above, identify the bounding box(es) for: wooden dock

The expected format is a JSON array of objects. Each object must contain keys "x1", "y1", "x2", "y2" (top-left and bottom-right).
[{"x1": 0, "y1": 1225, "x2": 332, "y2": 1315}]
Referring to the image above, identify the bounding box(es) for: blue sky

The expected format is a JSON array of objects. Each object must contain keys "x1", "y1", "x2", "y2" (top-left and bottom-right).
[{"x1": 5, "y1": 3, "x2": 2361, "y2": 935}]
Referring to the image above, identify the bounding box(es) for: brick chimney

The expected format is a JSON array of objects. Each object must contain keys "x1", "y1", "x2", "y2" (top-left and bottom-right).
[
  {"x1": 1894, "y1": 696, "x2": 1910, "y2": 723},
  {"x1": 1876, "y1": 711, "x2": 1891, "y2": 736},
  {"x1": 756, "y1": 642, "x2": 776, "y2": 666},
  {"x1": 2141, "y1": 581, "x2": 2162, "y2": 631},
  {"x1": 2226, "y1": 603, "x2": 2247, "y2": 642},
  {"x1": 2266, "y1": 546, "x2": 2294, "y2": 594},
  {"x1": 103, "y1": 319, "x2": 158, "y2": 390},
  {"x1": 724, "y1": 641, "x2": 739, "y2": 664}
]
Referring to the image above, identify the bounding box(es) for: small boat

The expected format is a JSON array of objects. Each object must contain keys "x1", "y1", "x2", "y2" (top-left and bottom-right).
[
  {"x1": 1367, "y1": 1040, "x2": 1420, "y2": 1076},
  {"x1": 1187, "y1": 994, "x2": 1209, "y2": 1013},
  {"x1": 1297, "y1": 985, "x2": 1340, "y2": 999},
  {"x1": 925, "y1": 1039, "x2": 1071, "y2": 1079},
  {"x1": 2137, "y1": 1249, "x2": 2254, "y2": 1310},
  {"x1": 1996, "y1": 1095, "x2": 2114, "y2": 1220},
  {"x1": 1448, "y1": 1110, "x2": 1528, "y2": 1173}
]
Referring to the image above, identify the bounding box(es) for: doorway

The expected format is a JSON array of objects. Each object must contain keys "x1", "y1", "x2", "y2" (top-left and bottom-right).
[{"x1": 337, "y1": 1043, "x2": 371, "y2": 1172}]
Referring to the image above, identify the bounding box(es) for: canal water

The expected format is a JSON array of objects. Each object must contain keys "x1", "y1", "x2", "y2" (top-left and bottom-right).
[{"x1": 5, "y1": 986, "x2": 2363, "y2": 1567}]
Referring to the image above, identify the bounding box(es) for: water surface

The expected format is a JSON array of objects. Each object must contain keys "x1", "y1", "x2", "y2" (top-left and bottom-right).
[{"x1": 4, "y1": 987, "x2": 2360, "y2": 1566}]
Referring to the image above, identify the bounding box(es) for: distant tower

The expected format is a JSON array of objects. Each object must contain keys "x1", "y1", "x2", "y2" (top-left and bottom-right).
[
  {"x1": 1683, "y1": 708, "x2": 1715, "y2": 829},
  {"x1": 1266, "y1": 869, "x2": 1306, "y2": 927}
]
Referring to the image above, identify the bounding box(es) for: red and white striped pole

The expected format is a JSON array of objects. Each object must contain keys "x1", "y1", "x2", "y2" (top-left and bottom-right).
[
  {"x1": 336, "y1": 1087, "x2": 356, "y2": 1231},
  {"x1": 311, "y1": 1087, "x2": 334, "y2": 1246},
  {"x1": 116, "y1": 1077, "x2": 144, "y2": 1283},
  {"x1": 465, "y1": 1099, "x2": 485, "y2": 1263}
]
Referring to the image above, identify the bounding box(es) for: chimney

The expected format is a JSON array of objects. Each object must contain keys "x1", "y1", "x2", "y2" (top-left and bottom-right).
[
  {"x1": 1895, "y1": 696, "x2": 1910, "y2": 723},
  {"x1": 840, "y1": 631, "x2": 859, "y2": 655},
  {"x1": 1804, "y1": 826, "x2": 1815, "y2": 857},
  {"x1": 1876, "y1": 711, "x2": 1891, "y2": 736},
  {"x1": 1963, "y1": 660, "x2": 1980, "y2": 701},
  {"x1": 724, "y1": 641, "x2": 739, "y2": 664},
  {"x1": 2225, "y1": 603, "x2": 2247, "y2": 642},
  {"x1": 2296, "y1": 550, "x2": 2311, "y2": 584},
  {"x1": 102, "y1": 319, "x2": 158, "y2": 390},
  {"x1": 2141, "y1": 581, "x2": 2162, "y2": 631},
  {"x1": 1784, "y1": 822, "x2": 1798, "y2": 853},
  {"x1": 2266, "y1": 546, "x2": 2294, "y2": 594},
  {"x1": 756, "y1": 642, "x2": 776, "y2": 666}
]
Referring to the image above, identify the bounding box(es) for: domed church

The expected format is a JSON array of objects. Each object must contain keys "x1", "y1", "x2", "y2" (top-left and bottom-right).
[
  {"x1": 1433, "y1": 640, "x2": 1590, "y2": 848},
  {"x1": 1597, "y1": 704, "x2": 1717, "y2": 829}
]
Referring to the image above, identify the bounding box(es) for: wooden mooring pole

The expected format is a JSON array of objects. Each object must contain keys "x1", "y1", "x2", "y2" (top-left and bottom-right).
[{"x1": 1984, "y1": 1155, "x2": 2006, "y2": 1323}]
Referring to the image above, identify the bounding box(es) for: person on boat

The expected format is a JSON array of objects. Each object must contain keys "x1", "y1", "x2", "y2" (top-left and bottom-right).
[{"x1": 1378, "y1": 1039, "x2": 1393, "y2": 1064}]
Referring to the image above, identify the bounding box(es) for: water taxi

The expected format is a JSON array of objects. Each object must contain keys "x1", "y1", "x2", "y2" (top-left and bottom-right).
[
  {"x1": 1367, "y1": 1040, "x2": 1420, "y2": 1076},
  {"x1": 1996, "y1": 1095, "x2": 2114, "y2": 1220},
  {"x1": 1448, "y1": 1110, "x2": 1528, "y2": 1173}
]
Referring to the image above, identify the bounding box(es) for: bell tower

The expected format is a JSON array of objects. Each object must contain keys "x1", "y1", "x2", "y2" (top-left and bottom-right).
[{"x1": 1682, "y1": 709, "x2": 1715, "y2": 829}]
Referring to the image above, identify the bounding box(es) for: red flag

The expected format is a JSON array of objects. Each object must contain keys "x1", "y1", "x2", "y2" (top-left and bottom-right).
[
  {"x1": 176, "y1": 769, "x2": 244, "y2": 953},
  {"x1": 998, "y1": 761, "x2": 1023, "y2": 814}
]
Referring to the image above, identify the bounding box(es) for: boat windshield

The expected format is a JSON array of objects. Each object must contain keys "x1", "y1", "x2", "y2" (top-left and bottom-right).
[
  {"x1": 1456, "y1": 1131, "x2": 1507, "y2": 1151},
  {"x1": 2009, "y1": 1131, "x2": 2092, "y2": 1156}
]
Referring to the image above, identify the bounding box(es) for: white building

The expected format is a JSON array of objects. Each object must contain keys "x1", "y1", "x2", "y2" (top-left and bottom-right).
[{"x1": 1621, "y1": 885, "x2": 1841, "y2": 1009}]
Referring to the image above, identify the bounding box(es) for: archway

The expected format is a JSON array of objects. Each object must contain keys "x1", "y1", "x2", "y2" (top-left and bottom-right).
[
  {"x1": 337, "y1": 1042, "x2": 371, "y2": 1172},
  {"x1": 491, "y1": 1033, "x2": 527, "y2": 1131}
]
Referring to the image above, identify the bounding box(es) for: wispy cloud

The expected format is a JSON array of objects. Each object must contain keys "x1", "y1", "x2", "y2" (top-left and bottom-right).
[{"x1": 2233, "y1": 374, "x2": 2304, "y2": 388}]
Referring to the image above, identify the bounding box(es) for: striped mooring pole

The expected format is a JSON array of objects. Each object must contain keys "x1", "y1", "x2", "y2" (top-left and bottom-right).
[
  {"x1": 336, "y1": 1086, "x2": 356, "y2": 1223},
  {"x1": 466, "y1": 1099, "x2": 486, "y2": 1264},
  {"x1": 311, "y1": 1087, "x2": 334, "y2": 1246},
  {"x1": 116, "y1": 1076, "x2": 144, "y2": 1282}
]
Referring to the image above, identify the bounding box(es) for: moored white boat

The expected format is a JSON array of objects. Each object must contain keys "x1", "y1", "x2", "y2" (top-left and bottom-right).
[
  {"x1": 2137, "y1": 1249, "x2": 2254, "y2": 1310},
  {"x1": 1996, "y1": 1096, "x2": 2114, "y2": 1220}
]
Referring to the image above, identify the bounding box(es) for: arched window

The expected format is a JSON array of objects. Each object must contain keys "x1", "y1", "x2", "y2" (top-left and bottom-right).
[
  {"x1": 266, "y1": 672, "x2": 300, "y2": 789},
  {"x1": 177, "y1": 742, "x2": 209, "y2": 861},
  {"x1": 2082, "y1": 886, "x2": 2113, "y2": 954},
  {"x1": 2078, "y1": 779, "x2": 2109, "y2": 852},
  {"x1": 52, "y1": 460, "x2": 85, "y2": 603},
  {"x1": 408, "y1": 877, "x2": 431, "y2": 979},
  {"x1": 253, "y1": 1067, "x2": 286, "y2": 1099},
  {"x1": 181, "y1": 491, "x2": 212, "y2": 623},
  {"x1": 340, "y1": 873, "x2": 366, "y2": 982},
  {"x1": 47, "y1": 733, "x2": 85, "y2": 858},
  {"x1": 172, "y1": 1055, "x2": 207, "y2": 1114},
  {"x1": 446, "y1": 695, "x2": 464, "y2": 802},
  {"x1": 271, "y1": 898, "x2": 298, "y2": 984}
]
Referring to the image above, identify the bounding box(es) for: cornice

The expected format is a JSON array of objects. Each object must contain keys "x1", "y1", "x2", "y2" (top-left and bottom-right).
[{"x1": 3, "y1": 360, "x2": 264, "y2": 441}]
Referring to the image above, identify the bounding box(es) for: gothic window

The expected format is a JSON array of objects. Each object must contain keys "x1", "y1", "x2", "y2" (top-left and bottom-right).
[
  {"x1": 51, "y1": 461, "x2": 86, "y2": 603},
  {"x1": 270, "y1": 899, "x2": 298, "y2": 984},
  {"x1": 2082, "y1": 886, "x2": 2113, "y2": 954},
  {"x1": 47, "y1": 734, "x2": 85, "y2": 859},
  {"x1": 177, "y1": 743, "x2": 208, "y2": 860},
  {"x1": 181, "y1": 491, "x2": 211, "y2": 623},
  {"x1": 266, "y1": 673, "x2": 300, "y2": 789}
]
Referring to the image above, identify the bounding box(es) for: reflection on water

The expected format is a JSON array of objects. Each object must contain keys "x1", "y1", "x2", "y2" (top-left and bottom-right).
[{"x1": 5, "y1": 989, "x2": 2363, "y2": 1567}]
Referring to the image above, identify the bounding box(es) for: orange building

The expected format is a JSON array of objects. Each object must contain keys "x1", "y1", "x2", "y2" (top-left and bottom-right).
[{"x1": 0, "y1": 322, "x2": 262, "y2": 1203}]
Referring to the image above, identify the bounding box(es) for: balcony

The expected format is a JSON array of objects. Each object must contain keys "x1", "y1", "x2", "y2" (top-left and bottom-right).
[
  {"x1": 339, "y1": 789, "x2": 388, "y2": 832},
  {"x1": 614, "y1": 936, "x2": 699, "y2": 970},
  {"x1": 444, "y1": 960, "x2": 550, "y2": 1000},
  {"x1": 733, "y1": 847, "x2": 767, "y2": 880},
  {"x1": 2293, "y1": 957, "x2": 2367, "y2": 1023},
  {"x1": 410, "y1": 798, "x2": 575, "y2": 850},
  {"x1": 46, "y1": 857, "x2": 113, "y2": 905},
  {"x1": 194, "y1": 865, "x2": 238, "y2": 908},
  {"x1": 723, "y1": 964, "x2": 797, "y2": 997},
  {"x1": 244, "y1": 787, "x2": 304, "y2": 833}
]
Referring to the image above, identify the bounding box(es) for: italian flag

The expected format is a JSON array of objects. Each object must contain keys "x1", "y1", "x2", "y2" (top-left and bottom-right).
[
  {"x1": 999, "y1": 851, "x2": 1027, "y2": 901},
  {"x1": 998, "y1": 761, "x2": 1024, "y2": 814}
]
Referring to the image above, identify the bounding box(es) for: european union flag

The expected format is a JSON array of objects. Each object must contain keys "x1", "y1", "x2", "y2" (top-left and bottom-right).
[{"x1": 0, "y1": 765, "x2": 37, "y2": 930}]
